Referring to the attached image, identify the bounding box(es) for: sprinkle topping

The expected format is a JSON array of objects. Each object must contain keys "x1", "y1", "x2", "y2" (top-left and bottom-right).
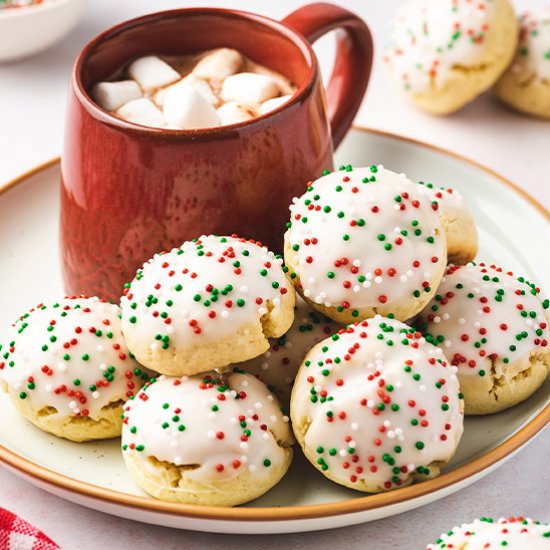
[
  {"x1": 291, "y1": 315, "x2": 463, "y2": 490},
  {"x1": 285, "y1": 166, "x2": 445, "y2": 317},
  {"x1": 426, "y1": 516, "x2": 550, "y2": 549},
  {"x1": 122, "y1": 371, "x2": 293, "y2": 482},
  {"x1": 120, "y1": 235, "x2": 293, "y2": 351},
  {"x1": 415, "y1": 263, "x2": 550, "y2": 377},
  {"x1": 0, "y1": 297, "x2": 148, "y2": 418}
]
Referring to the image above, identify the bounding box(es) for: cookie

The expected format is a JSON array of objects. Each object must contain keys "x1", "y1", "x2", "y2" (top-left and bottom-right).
[
  {"x1": 418, "y1": 180, "x2": 478, "y2": 264},
  {"x1": 120, "y1": 235, "x2": 295, "y2": 376},
  {"x1": 284, "y1": 165, "x2": 447, "y2": 324},
  {"x1": 0, "y1": 297, "x2": 150, "y2": 442},
  {"x1": 384, "y1": 0, "x2": 517, "y2": 114},
  {"x1": 426, "y1": 516, "x2": 550, "y2": 549},
  {"x1": 415, "y1": 263, "x2": 550, "y2": 415},
  {"x1": 122, "y1": 371, "x2": 294, "y2": 506},
  {"x1": 291, "y1": 315, "x2": 464, "y2": 492},
  {"x1": 495, "y1": 9, "x2": 550, "y2": 119},
  {"x1": 235, "y1": 296, "x2": 342, "y2": 406}
]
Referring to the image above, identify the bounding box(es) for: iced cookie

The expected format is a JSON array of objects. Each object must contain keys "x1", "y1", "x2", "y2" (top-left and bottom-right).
[
  {"x1": 418, "y1": 180, "x2": 478, "y2": 264},
  {"x1": 236, "y1": 297, "x2": 342, "y2": 405},
  {"x1": 291, "y1": 316, "x2": 464, "y2": 492},
  {"x1": 384, "y1": 0, "x2": 517, "y2": 114},
  {"x1": 122, "y1": 371, "x2": 294, "y2": 506},
  {"x1": 120, "y1": 235, "x2": 295, "y2": 376},
  {"x1": 427, "y1": 516, "x2": 550, "y2": 549},
  {"x1": 284, "y1": 165, "x2": 447, "y2": 324},
  {"x1": 0, "y1": 297, "x2": 150, "y2": 442},
  {"x1": 415, "y1": 263, "x2": 550, "y2": 415},
  {"x1": 496, "y1": 9, "x2": 550, "y2": 119}
]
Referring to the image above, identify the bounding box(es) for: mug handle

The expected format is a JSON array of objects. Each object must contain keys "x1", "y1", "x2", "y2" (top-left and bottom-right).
[{"x1": 282, "y1": 3, "x2": 373, "y2": 149}]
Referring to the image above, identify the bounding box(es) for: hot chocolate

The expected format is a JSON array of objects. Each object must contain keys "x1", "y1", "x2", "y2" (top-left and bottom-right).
[{"x1": 92, "y1": 48, "x2": 297, "y2": 129}]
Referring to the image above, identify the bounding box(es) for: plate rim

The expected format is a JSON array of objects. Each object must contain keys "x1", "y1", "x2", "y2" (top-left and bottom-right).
[{"x1": 0, "y1": 126, "x2": 549, "y2": 523}]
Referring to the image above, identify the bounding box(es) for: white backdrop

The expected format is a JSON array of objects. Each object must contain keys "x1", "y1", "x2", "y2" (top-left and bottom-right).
[{"x1": 0, "y1": 1, "x2": 549, "y2": 549}]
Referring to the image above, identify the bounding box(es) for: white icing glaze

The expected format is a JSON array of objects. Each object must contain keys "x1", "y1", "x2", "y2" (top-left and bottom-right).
[
  {"x1": 236, "y1": 297, "x2": 342, "y2": 404},
  {"x1": 384, "y1": 0, "x2": 498, "y2": 92},
  {"x1": 0, "y1": 297, "x2": 149, "y2": 419},
  {"x1": 415, "y1": 263, "x2": 550, "y2": 378},
  {"x1": 285, "y1": 165, "x2": 446, "y2": 314},
  {"x1": 291, "y1": 315, "x2": 463, "y2": 490},
  {"x1": 120, "y1": 235, "x2": 293, "y2": 350},
  {"x1": 122, "y1": 372, "x2": 292, "y2": 482},
  {"x1": 510, "y1": 9, "x2": 550, "y2": 81},
  {"x1": 417, "y1": 180, "x2": 471, "y2": 222},
  {"x1": 426, "y1": 516, "x2": 550, "y2": 549}
]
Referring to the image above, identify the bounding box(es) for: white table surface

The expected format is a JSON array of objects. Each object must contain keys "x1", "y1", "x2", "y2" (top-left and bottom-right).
[{"x1": 0, "y1": 1, "x2": 549, "y2": 548}]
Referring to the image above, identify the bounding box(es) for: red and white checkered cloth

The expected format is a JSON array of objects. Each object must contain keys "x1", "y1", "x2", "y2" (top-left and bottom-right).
[{"x1": 0, "y1": 508, "x2": 59, "y2": 550}]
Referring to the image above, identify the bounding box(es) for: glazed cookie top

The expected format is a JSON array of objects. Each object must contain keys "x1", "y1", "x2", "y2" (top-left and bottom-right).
[
  {"x1": 121, "y1": 235, "x2": 293, "y2": 349},
  {"x1": 510, "y1": 9, "x2": 550, "y2": 82},
  {"x1": 415, "y1": 263, "x2": 550, "y2": 377},
  {"x1": 237, "y1": 297, "x2": 342, "y2": 403},
  {"x1": 384, "y1": 0, "x2": 498, "y2": 92},
  {"x1": 0, "y1": 297, "x2": 149, "y2": 419},
  {"x1": 292, "y1": 316, "x2": 463, "y2": 490},
  {"x1": 285, "y1": 165, "x2": 445, "y2": 316},
  {"x1": 122, "y1": 371, "x2": 293, "y2": 482},
  {"x1": 426, "y1": 516, "x2": 550, "y2": 549}
]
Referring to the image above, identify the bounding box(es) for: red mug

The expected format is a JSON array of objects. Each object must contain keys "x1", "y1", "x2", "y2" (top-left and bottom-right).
[{"x1": 61, "y1": 3, "x2": 373, "y2": 302}]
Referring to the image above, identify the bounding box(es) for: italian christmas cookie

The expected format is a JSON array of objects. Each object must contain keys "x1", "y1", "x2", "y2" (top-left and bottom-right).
[
  {"x1": 284, "y1": 165, "x2": 447, "y2": 324},
  {"x1": 122, "y1": 370, "x2": 294, "y2": 506},
  {"x1": 384, "y1": 0, "x2": 517, "y2": 114},
  {"x1": 418, "y1": 180, "x2": 478, "y2": 264},
  {"x1": 235, "y1": 297, "x2": 342, "y2": 406},
  {"x1": 291, "y1": 316, "x2": 464, "y2": 492},
  {"x1": 415, "y1": 263, "x2": 550, "y2": 415},
  {"x1": 426, "y1": 516, "x2": 550, "y2": 549},
  {"x1": 496, "y1": 9, "x2": 550, "y2": 119},
  {"x1": 0, "y1": 297, "x2": 150, "y2": 442},
  {"x1": 120, "y1": 235, "x2": 295, "y2": 376}
]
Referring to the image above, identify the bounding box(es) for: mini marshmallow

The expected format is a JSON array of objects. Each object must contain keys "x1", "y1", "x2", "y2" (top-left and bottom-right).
[
  {"x1": 127, "y1": 56, "x2": 181, "y2": 92},
  {"x1": 192, "y1": 48, "x2": 243, "y2": 81},
  {"x1": 154, "y1": 74, "x2": 218, "y2": 108},
  {"x1": 216, "y1": 102, "x2": 254, "y2": 125},
  {"x1": 258, "y1": 94, "x2": 293, "y2": 115},
  {"x1": 117, "y1": 98, "x2": 167, "y2": 128},
  {"x1": 221, "y1": 72, "x2": 280, "y2": 105},
  {"x1": 93, "y1": 80, "x2": 142, "y2": 112},
  {"x1": 163, "y1": 81, "x2": 220, "y2": 129}
]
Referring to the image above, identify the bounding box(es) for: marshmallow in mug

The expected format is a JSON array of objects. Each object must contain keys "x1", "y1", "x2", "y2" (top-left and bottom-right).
[
  {"x1": 163, "y1": 81, "x2": 220, "y2": 129},
  {"x1": 117, "y1": 98, "x2": 167, "y2": 128},
  {"x1": 192, "y1": 48, "x2": 244, "y2": 81},
  {"x1": 221, "y1": 72, "x2": 280, "y2": 105},
  {"x1": 127, "y1": 56, "x2": 181, "y2": 91}
]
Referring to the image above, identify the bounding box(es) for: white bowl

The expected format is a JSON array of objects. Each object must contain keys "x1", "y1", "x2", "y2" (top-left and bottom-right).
[{"x1": 0, "y1": 0, "x2": 87, "y2": 62}]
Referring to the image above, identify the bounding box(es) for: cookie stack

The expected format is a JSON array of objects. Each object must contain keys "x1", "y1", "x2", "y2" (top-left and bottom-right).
[{"x1": 1, "y1": 164, "x2": 548, "y2": 508}]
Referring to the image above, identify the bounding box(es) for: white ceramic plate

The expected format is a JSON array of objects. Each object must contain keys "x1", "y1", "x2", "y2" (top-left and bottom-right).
[{"x1": 0, "y1": 127, "x2": 549, "y2": 534}]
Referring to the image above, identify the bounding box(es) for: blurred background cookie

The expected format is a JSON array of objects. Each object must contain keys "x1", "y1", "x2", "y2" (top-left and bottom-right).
[
  {"x1": 120, "y1": 235, "x2": 295, "y2": 376},
  {"x1": 284, "y1": 165, "x2": 447, "y2": 323},
  {"x1": 495, "y1": 8, "x2": 550, "y2": 119},
  {"x1": 415, "y1": 262, "x2": 550, "y2": 414},
  {"x1": 0, "y1": 296, "x2": 150, "y2": 442},
  {"x1": 291, "y1": 316, "x2": 464, "y2": 492},
  {"x1": 122, "y1": 371, "x2": 294, "y2": 506},
  {"x1": 385, "y1": 0, "x2": 517, "y2": 114}
]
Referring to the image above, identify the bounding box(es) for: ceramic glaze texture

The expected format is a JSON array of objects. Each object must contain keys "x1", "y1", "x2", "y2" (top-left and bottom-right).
[{"x1": 60, "y1": 6, "x2": 373, "y2": 302}]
